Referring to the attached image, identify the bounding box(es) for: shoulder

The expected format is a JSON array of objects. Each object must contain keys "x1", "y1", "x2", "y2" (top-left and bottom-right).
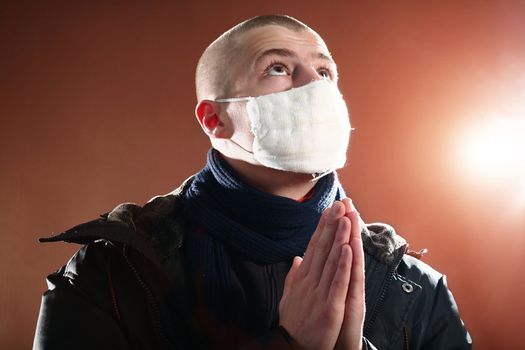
[
  {"x1": 361, "y1": 223, "x2": 472, "y2": 348},
  {"x1": 40, "y1": 176, "x2": 195, "y2": 264},
  {"x1": 361, "y1": 221, "x2": 451, "y2": 318},
  {"x1": 362, "y1": 222, "x2": 443, "y2": 285},
  {"x1": 397, "y1": 253, "x2": 443, "y2": 291}
]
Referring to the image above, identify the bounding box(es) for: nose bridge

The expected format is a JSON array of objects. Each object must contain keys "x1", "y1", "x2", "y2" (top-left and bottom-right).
[{"x1": 292, "y1": 62, "x2": 321, "y2": 88}]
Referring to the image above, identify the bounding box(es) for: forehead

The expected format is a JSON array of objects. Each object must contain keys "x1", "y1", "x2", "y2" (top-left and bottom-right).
[{"x1": 235, "y1": 25, "x2": 332, "y2": 63}]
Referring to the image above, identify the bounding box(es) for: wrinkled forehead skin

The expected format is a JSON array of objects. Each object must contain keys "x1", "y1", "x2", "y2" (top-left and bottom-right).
[
  {"x1": 225, "y1": 24, "x2": 335, "y2": 97},
  {"x1": 235, "y1": 24, "x2": 331, "y2": 58}
]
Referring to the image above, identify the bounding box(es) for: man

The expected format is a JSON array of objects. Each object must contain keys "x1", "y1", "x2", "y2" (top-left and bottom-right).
[{"x1": 34, "y1": 15, "x2": 472, "y2": 349}]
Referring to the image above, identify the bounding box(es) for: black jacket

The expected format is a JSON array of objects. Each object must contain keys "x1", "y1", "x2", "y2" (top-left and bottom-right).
[{"x1": 34, "y1": 179, "x2": 472, "y2": 349}]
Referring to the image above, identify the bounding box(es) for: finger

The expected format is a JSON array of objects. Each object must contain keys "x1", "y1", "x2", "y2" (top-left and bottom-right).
[
  {"x1": 346, "y1": 228, "x2": 365, "y2": 317},
  {"x1": 308, "y1": 202, "x2": 345, "y2": 283},
  {"x1": 298, "y1": 207, "x2": 330, "y2": 277},
  {"x1": 335, "y1": 235, "x2": 365, "y2": 350},
  {"x1": 342, "y1": 198, "x2": 353, "y2": 215},
  {"x1": 347, "y1": 198, "x2": 357, "y2": 212},
  {"x1": 348, "y1": 210, "x2": 361, "y2": 241},
  {"x1": 327, "y1": 243, "x2": 352, "y2": 304},
  {"x1": 350, "y1": 229, "x2": 364, "y2": 291},
  {"x1": 282, "y1": 256, "x2": 303, "y2": 301},
  {"x1": 318, "y1": 217, "x2": 351, "y2": 295},
  {"x1": 302, "y1": 203, "x2": 340, "y2": 278}
]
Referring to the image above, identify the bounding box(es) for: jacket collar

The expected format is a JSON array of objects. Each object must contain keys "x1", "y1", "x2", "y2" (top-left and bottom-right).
[
  {"x1": 362, "y1": 223, "x2": 407, "y2": 265},
  {"x1": 39, "y1": 176, "x2": 193, "y2": 269},
  {"x1": 40, "y1": 175, "x2": 407, "y2": 266}
]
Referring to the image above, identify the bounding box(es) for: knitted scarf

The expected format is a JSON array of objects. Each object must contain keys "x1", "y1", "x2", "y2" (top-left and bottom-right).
[{"x1": 182, "y1": 149, "x2": 345, "y2": 321}]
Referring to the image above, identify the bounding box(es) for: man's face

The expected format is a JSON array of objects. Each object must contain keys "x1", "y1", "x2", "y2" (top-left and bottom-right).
[{"x1": 220, "y1": 25, "x2": 339, "y2": 154}]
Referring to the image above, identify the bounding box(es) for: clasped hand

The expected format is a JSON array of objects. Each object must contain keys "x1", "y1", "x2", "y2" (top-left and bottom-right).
[{"x1": 279, "y1": 199, "x2": 365, "y2": 350}]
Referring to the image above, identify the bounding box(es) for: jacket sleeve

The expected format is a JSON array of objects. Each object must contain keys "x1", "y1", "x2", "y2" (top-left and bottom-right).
[
  {"x1": 33, "y1": 244, "x2": 131, "y2": 350},
  {"x1": 417, "y1": 275, "x2": 472, "y2": 349},
  {"x1": 242, "y1": 329, "x2": 378, "y2": 350}
]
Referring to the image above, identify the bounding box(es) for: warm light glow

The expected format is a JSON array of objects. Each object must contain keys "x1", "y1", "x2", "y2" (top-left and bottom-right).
[
  {"x1": 457, "y1": 115, "x2": 525, "y2": 214},
  {"x1": 460, "y1": 116, "x2": 525, "y2": 181}
]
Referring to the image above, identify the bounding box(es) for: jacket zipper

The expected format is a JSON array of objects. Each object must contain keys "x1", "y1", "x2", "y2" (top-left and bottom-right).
[
  {"x1": 121, "y1": 244, "x2": 174, "y2": 350},
  {"x1": 363, "y1": 247, "x2": 406, "y2": 337},
  {"x1": 403, "y1": 325, "x2": 409, "y2": 350},
  {"x1": 106, "y1": 255, "x2": 121, "y2": 321}
]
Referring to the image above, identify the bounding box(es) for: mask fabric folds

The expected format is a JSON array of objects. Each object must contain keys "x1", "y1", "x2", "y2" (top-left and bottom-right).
[{"x1": 216, "y1": 80, "x2": 351, "y2": 175}]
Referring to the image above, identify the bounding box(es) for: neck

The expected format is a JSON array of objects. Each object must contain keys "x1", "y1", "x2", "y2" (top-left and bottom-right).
[{"x1": 221, "y1": 154, "x2": 318, "y2": 200}]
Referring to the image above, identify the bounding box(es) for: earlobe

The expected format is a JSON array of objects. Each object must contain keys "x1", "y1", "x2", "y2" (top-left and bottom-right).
[{"x1": 195, "y1": 100, "x2": 229, "y2": 139}]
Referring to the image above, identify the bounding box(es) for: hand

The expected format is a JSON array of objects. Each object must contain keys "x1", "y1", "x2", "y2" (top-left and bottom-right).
[
  {"x1": 334, "y1": 198, "x2": 365, "y2": 350},
  {"x1": 279, "y1": 201, "x2": 353, "y2": 350}
]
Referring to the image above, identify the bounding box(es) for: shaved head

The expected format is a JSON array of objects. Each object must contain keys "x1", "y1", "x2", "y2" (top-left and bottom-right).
[{"x1": 195, "y1": 15, "x2": 315, "y2": 101}]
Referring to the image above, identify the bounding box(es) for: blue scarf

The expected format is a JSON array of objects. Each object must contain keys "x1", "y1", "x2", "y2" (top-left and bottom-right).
[{"x1": 182, "y1": 149, "x2": 345, "y2": 321}]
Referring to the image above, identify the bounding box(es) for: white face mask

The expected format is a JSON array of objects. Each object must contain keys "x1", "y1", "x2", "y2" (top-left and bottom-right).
[{"x1": 216, "y1": 79, "x2": 351, "y2": 176}]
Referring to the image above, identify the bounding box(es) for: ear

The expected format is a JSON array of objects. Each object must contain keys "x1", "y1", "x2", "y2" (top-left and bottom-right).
[{"x1": 195, "y1": 100, "x2": 230, "y2": 139}]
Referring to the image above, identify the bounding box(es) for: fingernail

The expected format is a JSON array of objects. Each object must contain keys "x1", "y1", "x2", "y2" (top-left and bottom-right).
[{"x1": 331, "y1": 203, "x2": 341, "y2": 219}]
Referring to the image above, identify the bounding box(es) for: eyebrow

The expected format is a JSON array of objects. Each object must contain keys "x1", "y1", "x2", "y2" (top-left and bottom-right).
[{"x1": 254, "y1": 48, "x2": 334, "y2": 67}]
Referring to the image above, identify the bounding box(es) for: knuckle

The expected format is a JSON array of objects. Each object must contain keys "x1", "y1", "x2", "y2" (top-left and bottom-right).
[
  {"x1": 315, "y1": 238, "x2": 330, "y2": 252},
  {"x1": 338, "y1": 255, "x2": 350, "y2": 270},
  {"x1": 319, "y1": 304, "x2": 339, "y2": 324},
  {"x1": 340, "y1": 216, "x2": 351, "y2": 227}
]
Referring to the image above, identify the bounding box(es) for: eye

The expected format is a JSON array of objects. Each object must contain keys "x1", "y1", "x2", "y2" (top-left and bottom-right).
[
  {"x1": 265, "y1": 62, "x2": 289, "y2": 76},
  {"x1": 318, "y1": 68, "x2": 332, "y2": 80}
]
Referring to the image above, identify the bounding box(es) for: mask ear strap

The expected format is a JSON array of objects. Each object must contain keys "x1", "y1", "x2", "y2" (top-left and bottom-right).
[
  {"x1": 215, "y1": 96, "x2": 253, "y2": 103},
  {"x1": 310, "y1": 170, "x2": 333, "y2": 182},
  {"x1": 228, "y1": 137, "x2": 255, "y2": 155}
]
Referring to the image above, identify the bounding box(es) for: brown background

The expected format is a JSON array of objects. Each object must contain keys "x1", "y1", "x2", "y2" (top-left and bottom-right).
[{"x1": 1, "y1": 0, "x2": 524, "y2": 349}]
